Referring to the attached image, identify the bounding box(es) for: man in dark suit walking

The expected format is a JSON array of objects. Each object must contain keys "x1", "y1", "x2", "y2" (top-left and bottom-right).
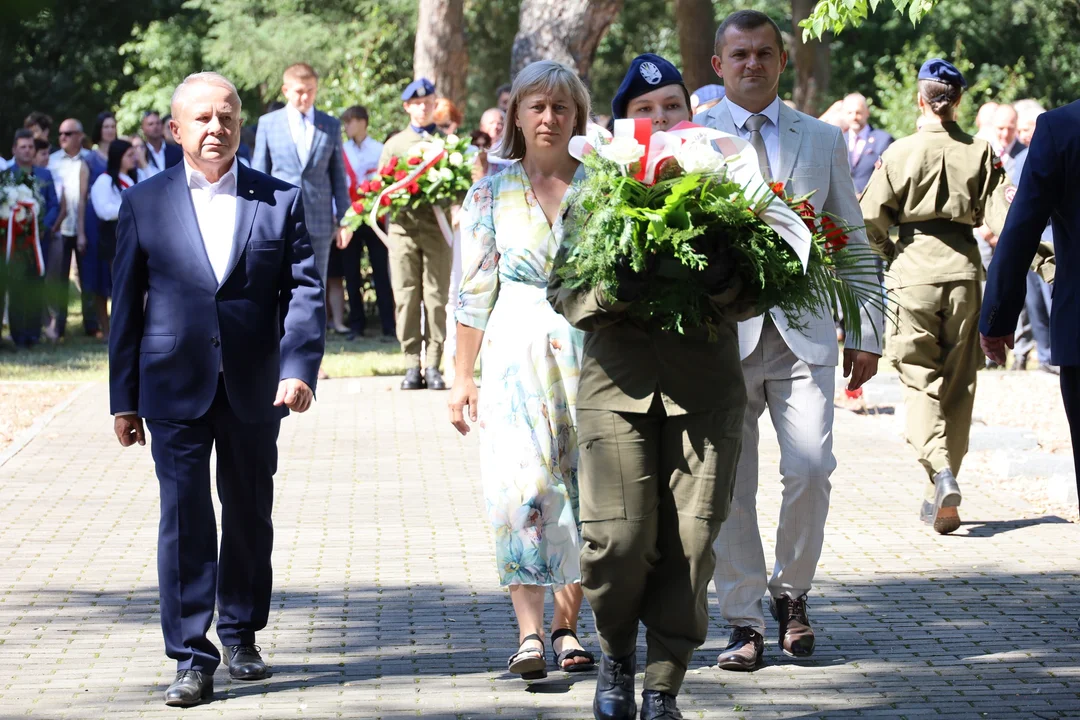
[
  {"x1": 109, "y1": 71, "x2": 325, "y2": 706},
  {"x1": 843, "y1": 93, "x2": 894, "y2": 194},
  {"x1": 981, "y1": 100, "x2": 1080, "y2": 508}
]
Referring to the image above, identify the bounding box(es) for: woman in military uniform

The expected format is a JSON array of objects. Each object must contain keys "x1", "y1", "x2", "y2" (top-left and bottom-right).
[
  {"x1": 859, "y1": 59, "x2": 1011, "y2": 535},
  {"x1": 549, "y1": 54, "x2": 747, "y2": 720}
]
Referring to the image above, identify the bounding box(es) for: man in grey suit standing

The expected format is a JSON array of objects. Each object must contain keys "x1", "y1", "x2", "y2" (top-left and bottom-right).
[
  {"x1": 254, "y1": 63, "x2": 350, "y2": 377},
  {"x1": 696, "y1": 10, "x2": 883, "y2": 671}
]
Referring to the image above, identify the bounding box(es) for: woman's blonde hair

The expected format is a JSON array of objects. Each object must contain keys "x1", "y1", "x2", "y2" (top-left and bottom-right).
[{"x1": 496, "y1": 61, "x2": 591, "y2": 160}]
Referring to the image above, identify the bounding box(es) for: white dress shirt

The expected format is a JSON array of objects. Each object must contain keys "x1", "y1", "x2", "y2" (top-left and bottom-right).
[
  {"x1": 286, "y1": 104, "x2": 316, "y2": 168},
  {"x1": 343, "y1": 135, "x2": 384, "y2": 181},
  {"x1": 723, "y1": 96, "x2": 781, "y2": 178},
  {"x1": 185, "y1": 159, "x2": 239, "y2": 285},
  {"x1": 49, "y1": 148, "x2": 88, "y2": 236},
  {"x1": 847, "y1": 124, "x2": 871, "y2": 168},
  {"x1": 143, "y1": 140, "x2": 168, "y2": 177}
]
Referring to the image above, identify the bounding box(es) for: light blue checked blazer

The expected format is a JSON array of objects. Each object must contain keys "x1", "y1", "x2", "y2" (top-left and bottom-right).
[{"x1": 253, "y1": 108, "x2": 350, "y2": 242}]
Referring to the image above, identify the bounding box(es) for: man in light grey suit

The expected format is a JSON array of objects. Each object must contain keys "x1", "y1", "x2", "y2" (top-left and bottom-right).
[
  {"x1": 253, "y1": 63, "x2": 350, "y2": 337},
  {"x1": 697, "y1": 10, "x2": 884, "y2": 670}
]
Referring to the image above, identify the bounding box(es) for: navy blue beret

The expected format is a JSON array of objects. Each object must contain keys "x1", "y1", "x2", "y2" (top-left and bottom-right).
[
  {"x1": 917, "y1": 59, "x2": 967, "y2": 89},
  {"x1": 691, "y1": 84, "x2": 725, "y2": 107},
  {"x1": 612, "y1": 53, "x2": 686, "y2": 119},
  {"x1": 402, "y1": 78, "x2": 436, "y2": 101}
]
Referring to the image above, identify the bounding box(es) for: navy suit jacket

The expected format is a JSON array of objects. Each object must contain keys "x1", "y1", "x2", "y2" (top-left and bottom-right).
[
  {"x1": 850, "y1": 127, "x2": 894, "y2": 194},
  {"x1": 981, "y1": 100, "x2": 1080, "y2": 366},
  {"x1": 109, "y1": 161, "x2": 325, "y2": 422}
]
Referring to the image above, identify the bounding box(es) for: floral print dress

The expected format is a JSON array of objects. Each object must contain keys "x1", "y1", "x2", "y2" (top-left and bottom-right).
[{"x1": 456, "y1": 162, "x2": 585, "y2": 588}]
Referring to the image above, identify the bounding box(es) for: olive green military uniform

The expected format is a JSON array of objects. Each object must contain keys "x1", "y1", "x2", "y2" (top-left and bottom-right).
[
  {"x1": 859, "y1": 121, "x2": 1011, "y2": 493},
  {"x1": 380, "y1": 128, "x2": 452, "y2": 371},
  {"x1": 547, "y1": 273, "x2": 747, "y2": 695}
]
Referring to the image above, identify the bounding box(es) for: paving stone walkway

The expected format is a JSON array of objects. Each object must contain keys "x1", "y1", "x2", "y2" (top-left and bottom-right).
[{"x1": 2, "y1": 377, "x2": 1079, "y2": 719}]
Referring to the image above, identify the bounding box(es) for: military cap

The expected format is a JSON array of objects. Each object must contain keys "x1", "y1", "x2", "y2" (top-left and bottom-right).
[
  {"x1": 612, "y1": 53, "x2": 688, "y2": 120},
  {"x1": 402, "y1": 78, "x2": 436, "y2": 101},
  {"x1": 918, "y1": 59, "x2": 967, "y2": 89}
]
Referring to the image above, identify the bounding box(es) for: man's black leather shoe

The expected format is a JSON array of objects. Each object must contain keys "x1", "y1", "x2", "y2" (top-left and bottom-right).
[
  {"x1": 225, "y1": 644, "x2": 267, "y2": 680},
  {"x1": 425, "y1": 368, "x2": 447, "y2": 390},
  {"x1": 594, "y1": 652, "x2": 636, "y2": 720},
  {"x1": 401, "y1": 368, "x2": 426, "y2": 390},
  {"x1": 640, "y1": 690, "x2": 683, "y2": 719},
  {"x1": 164, "y1": 669, "x2": 213, "y2": 707}
]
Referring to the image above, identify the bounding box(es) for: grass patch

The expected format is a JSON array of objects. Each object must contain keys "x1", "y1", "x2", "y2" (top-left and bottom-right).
[{"x1": 0, "y1": 286, "x2": 409, "y2": 381}]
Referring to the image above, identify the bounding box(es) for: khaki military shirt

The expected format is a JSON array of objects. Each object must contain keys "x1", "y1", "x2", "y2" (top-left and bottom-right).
[
  {"x1": 860, "y1": 121, "x2": 1012, "y2": 288},
  {"x1": 547, "y1": 267, "x2": 746, "y2": 416},
  {"x1": 380, "y1": 126, "x2": 443, "y2": 234}
]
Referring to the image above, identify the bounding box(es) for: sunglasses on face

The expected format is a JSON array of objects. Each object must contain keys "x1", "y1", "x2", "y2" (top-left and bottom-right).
[{"x1": 59, "y1": 131, "x2": 80, "y2": 137}]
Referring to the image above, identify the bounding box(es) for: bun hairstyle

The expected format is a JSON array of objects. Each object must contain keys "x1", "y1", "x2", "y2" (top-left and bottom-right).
[{"x1": 918, "y1": 79, "x2": 963, "y2": 117}]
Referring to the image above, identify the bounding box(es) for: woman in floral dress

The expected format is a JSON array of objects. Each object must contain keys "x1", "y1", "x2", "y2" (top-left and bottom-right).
[{"x1": 448, "y1": 60, "x2": 595, "y2": 680}]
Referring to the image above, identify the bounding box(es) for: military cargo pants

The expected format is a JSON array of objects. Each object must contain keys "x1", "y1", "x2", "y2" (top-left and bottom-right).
[
  {"x1": 576, "y1": 398, "x2": 743, "y2": 695},
  {"x1": 887, "y1": 280, "x2": 982, "y2": 489},
  {"x1": 388, "y1": 219, "x2": 452, "y2": 370}
]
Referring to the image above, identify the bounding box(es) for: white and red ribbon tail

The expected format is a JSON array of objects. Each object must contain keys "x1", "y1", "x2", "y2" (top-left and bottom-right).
[{"x1": 367, "y1": 149, "x2": 447, "y2": 247}]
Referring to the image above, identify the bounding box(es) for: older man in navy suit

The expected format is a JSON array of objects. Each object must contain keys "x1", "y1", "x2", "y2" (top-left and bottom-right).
[
  {"x1": 842, "y1": 93, "x2": 893, "y2": 194},
  {"x1": 109, "y1": 72, "x2": 324, "y2": 706},
  {"x1": 981, "y1": 100, "x2": 1080, "y2": 509}
]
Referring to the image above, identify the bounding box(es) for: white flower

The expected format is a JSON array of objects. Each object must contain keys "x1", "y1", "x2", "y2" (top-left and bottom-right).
[
  {"x1": 13, "y1": 205, "x2": 27, "y2": 223},
  {"x1": 597, "y1": 136, "x2": 646, "y2": 167},
  {"x1": 446, "y1": 134, "x2": 460, "y2": 146},
  {"x1": 675, "y1": 138, "x2": 726, "y2": 175},
  {"x1": 439, "y1": 167, "x2": 455, "y2": 181},
  {"x1": 448, "y1": 152, "x2": 464, "y2": 167},
  {"x1": 14, "y1": 184, "x2": 34, "y2": 203}
]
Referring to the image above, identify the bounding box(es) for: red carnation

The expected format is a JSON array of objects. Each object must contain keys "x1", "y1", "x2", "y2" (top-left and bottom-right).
[
  {"x1": 820, "y1": 216, "x2": 849, "y2": 252},
  {"x1": 358, "y1": 180, "x2": 371, "y2": 194},
  {"x1": 793, "y1": 200, "x2": 816, "y2": 233},
  {"x1": 770, "y1": 181, "x2": 786, "y2": 197},
  {"x1": 380, "y1": 194, "x2": 393, "y2": 207},
  {"x1": 407, "y1": 156, "x2": 423, "y2": 166},
  {"x1": 351, "y1": 200, "x2": 365, "y2": 214},
  {"x1": 407, "y1": 181, "x2": 421, "y2": 194},
  {"x1": 394, "y1": 170, "x2": 408, "y2": 181}
]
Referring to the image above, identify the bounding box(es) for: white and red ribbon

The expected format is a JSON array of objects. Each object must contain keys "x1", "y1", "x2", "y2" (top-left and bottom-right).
[
  {"x1": 5, "y1": 200, "x2": 43, "y2": 276},
  {"x1": 569, "y1": 120, "x2": 812, "y2": 272},
  {"x1": 368, "y1": 146, "x2": 450, "y2": 248}
]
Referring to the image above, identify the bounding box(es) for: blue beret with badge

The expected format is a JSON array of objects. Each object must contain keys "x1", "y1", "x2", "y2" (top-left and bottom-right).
[
  {"x1": 402, "y1": 78, "x2": 436, "y2": 101},
  {"x1": 917, "y1": 59, "x2": 967, "y2": 89},
  {"x1": 612, "y1": 53, "x2": 687, "y2": 120}
]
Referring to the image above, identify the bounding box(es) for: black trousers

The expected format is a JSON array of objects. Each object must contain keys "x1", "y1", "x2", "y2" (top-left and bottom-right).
[
  {"x1": 343, "y1": 224, "x2": 395, "y2": 336},
  {"x1": 46, "y1": 234, "x2": 98, "y2": 336},
  {"x1": 146, "y1": 378, "x2": 280, "y2": 672},
  {"x1": 1060, "y1": 366, "x2": 1080, "y2": 513}
]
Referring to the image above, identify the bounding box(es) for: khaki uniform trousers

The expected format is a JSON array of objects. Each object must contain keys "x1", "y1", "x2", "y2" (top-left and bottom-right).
[
  {"x1": 388, "y1": 218, "x2": 452, "y2": 369},
  {"x1": 576, "y1": 398, "x2": 743, "y2": 695},
  {"x1": 887, "y1": 279, "x2": 982, "y2": 490}
]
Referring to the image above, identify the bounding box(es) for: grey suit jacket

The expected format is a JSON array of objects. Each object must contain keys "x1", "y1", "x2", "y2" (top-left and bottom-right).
[
  {"x1": 252, "y1": 108, "x2": 350, "y2": 243},
  {"x1": 695, "y1": 100, "x2": 884, "y2": 364}
]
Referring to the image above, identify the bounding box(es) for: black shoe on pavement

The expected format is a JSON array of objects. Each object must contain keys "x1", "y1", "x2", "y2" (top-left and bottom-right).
[
  {"x1": 716, "y1": 626, "x2": 765, "y2": 670},
  {"x1": 425, "y1": 368, "x2": 447, "y2": 390},
  {"x1": 164, "y1": 669, "x2": 213, "y2": 707},
  {"x1": 225, "y1": 644, "x2": 267, "y2": 680},
  {"x1": 401, "y1": 368, "x2": 426, "y2": 390},
  {"x1": 594, "y1": 652, "x2": 637, "y2": 720},
  {"x1": 640, "y1": 689, "x2": 683, "y2": 719}
]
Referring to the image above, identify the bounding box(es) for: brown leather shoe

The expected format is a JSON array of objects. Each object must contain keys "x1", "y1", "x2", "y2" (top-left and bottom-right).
[
  {"x1": 716, "y1": 626, "x2": 764, "y2": 671},
  {"x1": 775, "y1": 594, "x2": 815, "y2": 657}
]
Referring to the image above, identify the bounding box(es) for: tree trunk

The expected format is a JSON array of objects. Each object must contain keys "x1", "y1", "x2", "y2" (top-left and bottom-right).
[
  {"x1": 413, "y1": 0, "x2": 468, "y2": 106},
  {"x1": 789, "y1": 0, "x2": 830, "y2": 116},
  {"x1": 673, "y1": 0, "x2": 716, "y2": 93},
  {"x1": 511, "y1": 0, "x2": 624, "y2": 84}
]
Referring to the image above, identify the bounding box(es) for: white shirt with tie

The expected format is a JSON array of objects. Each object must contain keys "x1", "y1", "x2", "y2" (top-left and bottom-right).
[
  {"x1": 723, "y1": 96, "x2": 781, "y2": 177},
  {"x1": 185, "y1": 158, "x2": 239, "y2": 285},
  {"x1": 286, "y1": 104, "x2": 316, "y2": 168},
  {"x1": 144, "y1": 141, "x2": 168, "y2": 177}
]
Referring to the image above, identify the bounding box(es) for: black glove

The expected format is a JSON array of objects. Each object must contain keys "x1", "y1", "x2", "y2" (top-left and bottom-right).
[{"x1": 611, "y1": 254, "x2": 652, "y2": 302}]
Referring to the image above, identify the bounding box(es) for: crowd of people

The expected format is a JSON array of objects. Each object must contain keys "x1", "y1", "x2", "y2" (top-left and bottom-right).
[{"x1": 3, "y1": 7, "x2": 1071, "y2": 720}]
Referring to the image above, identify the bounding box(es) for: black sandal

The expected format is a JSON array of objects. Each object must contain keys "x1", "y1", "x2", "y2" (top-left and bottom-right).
[
  {"x1": 551, "y1": 628, "x2": 596, "y2": 672},
  {"x1": 507, "y1": 633, "x2": 547, "y2": 680}
]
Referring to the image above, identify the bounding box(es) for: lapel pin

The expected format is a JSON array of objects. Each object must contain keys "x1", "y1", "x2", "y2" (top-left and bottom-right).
[{"x1": 248, "y1": 189, "x2": 254, "y2": 195}]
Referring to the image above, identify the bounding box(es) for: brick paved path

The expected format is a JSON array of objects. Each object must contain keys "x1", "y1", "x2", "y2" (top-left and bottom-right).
[{"x1": 2, "y1": 378, "x2": 1079, "y2": 719}]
